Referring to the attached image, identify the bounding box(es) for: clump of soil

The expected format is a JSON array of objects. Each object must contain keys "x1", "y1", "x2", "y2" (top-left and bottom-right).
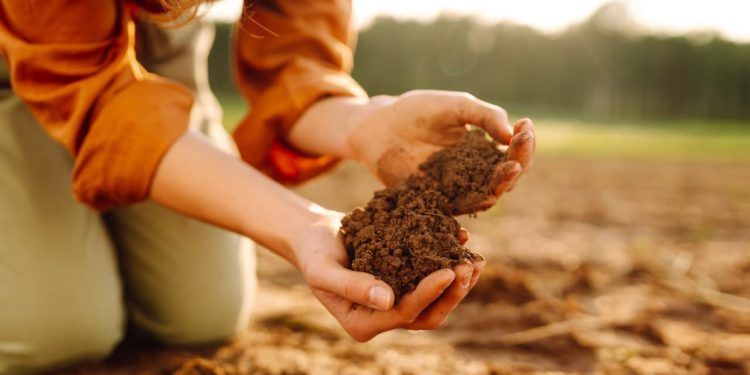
[
  {"x1": 419, "y1": 129, "x2": 506, "y2": 212},
  {"x1": 341, "y1": 130, "x2": 505, "y2": 302}
]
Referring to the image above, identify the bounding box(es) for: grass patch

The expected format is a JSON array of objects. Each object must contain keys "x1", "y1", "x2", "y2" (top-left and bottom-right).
[
  {"x1": 218, "y1": 97, "x2": 750, "y2": 162},
  {"x1": 535, "y1": 118, "x2": 750, "y2": 161}
]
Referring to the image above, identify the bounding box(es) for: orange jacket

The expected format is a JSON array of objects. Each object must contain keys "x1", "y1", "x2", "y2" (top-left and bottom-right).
[{"x1": 0, "y1": 0, "x2": 366, "y2": 210}]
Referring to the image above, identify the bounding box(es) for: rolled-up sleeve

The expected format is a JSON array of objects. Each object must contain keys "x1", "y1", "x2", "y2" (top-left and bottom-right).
[
  {"x1": 0, "y1": 0, "x2": 193, "y2": 210},
  {"x1": 233, "y1": 0, "x2": 367, "y2": 183}
]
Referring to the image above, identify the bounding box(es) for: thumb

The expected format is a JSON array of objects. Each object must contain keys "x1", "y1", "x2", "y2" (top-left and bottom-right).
[{"x1": 306, "y1": 259, "x2": 395, "y2": 311}]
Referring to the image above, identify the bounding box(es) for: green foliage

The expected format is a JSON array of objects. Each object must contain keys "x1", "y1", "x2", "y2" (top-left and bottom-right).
[
  {"x1": 208, "y1": 3, "x2": 750, "y2": 122},
  {"x1": 537, "y1": 118, "x2": 750, "y2": 161},
  {"x1": 219, "y1": 96, "x2": 750, "y2": 160}
]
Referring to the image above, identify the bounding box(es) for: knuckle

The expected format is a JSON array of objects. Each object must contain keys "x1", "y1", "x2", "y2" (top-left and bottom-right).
[
  {"x1": 451, "y1": 94, "x2": 473, "y2": 109},
  {"x1": 370, "y1": 95, "x2": 395, "y2": 107},
  {"x1": 342, "y1": 279, "x2": 360, "y2": 301},
  {"x1": 348, "y1": 328, "x2": 373, "y2": 342}
]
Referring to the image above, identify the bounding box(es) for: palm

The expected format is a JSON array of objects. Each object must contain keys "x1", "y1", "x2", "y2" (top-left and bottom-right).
[
  {"x1": 349, "y1": 94, "x2": 459, "y2": 187},
  {"x1": 285, "y1": 90, "x2": 533, "y2": 341},
  {"x1": 293, "y1": 209, "x2": 484, "y2": 342},
  {"x1": 348, "y1": 90, "x2": 535, "y2": 208}
]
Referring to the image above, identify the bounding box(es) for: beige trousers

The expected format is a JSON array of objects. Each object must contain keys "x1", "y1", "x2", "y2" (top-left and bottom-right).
[{"x1": 0, "y1": 20, "x2": 256, "y2": 374}]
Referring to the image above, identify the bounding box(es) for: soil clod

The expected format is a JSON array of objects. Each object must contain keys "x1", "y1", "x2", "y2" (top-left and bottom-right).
[{"x1": 341, "y1": 130, "x2": 505, "y2": 302}]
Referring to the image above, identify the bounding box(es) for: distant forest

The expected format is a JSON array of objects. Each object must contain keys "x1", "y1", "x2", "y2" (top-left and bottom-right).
[{"x1": 208, "y1": 3, "x2": 750, "y2": 121}]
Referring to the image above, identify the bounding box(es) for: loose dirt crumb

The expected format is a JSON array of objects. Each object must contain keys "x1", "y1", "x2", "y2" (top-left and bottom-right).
[
  {"x1": 420, "y1": 128, "x2": 505, "y2": 212},
  {"x1": 174, "y1": 358, "x2": 235, "y2": 375},
  {"x1": 341, "y1": 130, "x2": 504, "y2": 302}
]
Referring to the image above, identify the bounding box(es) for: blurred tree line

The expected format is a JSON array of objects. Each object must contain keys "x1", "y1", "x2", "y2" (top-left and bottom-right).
[{"x1": 209, "y1": 3, "x2": 750, "y2": 121}]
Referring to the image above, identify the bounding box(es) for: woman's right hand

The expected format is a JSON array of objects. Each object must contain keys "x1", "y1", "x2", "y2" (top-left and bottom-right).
[
  {"x1": 291, "y1": 207, "x2": 484, "y2": 342},
  {"x1": 151, "y1": 132, "x2": 483, "y2": 342}
]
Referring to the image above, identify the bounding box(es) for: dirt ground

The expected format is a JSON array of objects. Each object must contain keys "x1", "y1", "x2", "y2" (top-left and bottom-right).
[{"x1": 57, "y1": 156, "x2": 750, "y2": 375}]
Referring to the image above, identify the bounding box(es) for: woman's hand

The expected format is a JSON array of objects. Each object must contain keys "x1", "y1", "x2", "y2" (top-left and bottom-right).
[
  {"x1": 291, "y1": 208, "x2": 484, "y2": 342},
  {"x1": 151, "y1": 132, "x2": 482, "y2": 343},
  {"x1": 348, "y1": 91, "x2": 535, "y2": 208},
  {"x1": 289, "y1": 90, "x2": 536, "y2": 213}
]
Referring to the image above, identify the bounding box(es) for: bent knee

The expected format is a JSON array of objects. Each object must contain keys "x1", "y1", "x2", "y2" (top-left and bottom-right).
[
  {"x1": 0, "y1": 301, "x2": 123, "y2": 374},
  {"x1": 131, "y1": 278, "x2": 256, "y2": 346}
]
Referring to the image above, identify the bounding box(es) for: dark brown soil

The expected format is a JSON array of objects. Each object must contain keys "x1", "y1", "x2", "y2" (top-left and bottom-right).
[
  {"x1": 341, "y1": 130, "x2": 505, "y2": 302},
  {"x1": 419, "y1": 129, "x2": 506, "y2": 213}
]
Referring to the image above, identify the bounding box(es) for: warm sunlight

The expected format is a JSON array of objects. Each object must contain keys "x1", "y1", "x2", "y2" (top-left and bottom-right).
[
  {"x1": 3, "y1": 0, "x2": 749, "y2": 373},
  {"x1": 206, "y1": 0, "x2": 750, "y2": 42}
]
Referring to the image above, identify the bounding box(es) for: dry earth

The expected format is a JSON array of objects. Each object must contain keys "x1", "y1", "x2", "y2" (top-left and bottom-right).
[{"x1": 57, "y1": 156, "x2": 750, "y2": 375}]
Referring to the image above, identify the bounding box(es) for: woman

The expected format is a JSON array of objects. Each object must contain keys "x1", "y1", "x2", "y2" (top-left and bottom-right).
[{"x1": 0, "y1": 0, "x2": 535, "y2": 373}]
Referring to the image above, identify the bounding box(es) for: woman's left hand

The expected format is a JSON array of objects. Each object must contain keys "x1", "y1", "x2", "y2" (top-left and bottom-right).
[
  {"x1": 346, "y1": 90, "x2": 535, "y2": 213},
  {"x1": 289, "y1": 90, "x2": 535, "y2": 213}
]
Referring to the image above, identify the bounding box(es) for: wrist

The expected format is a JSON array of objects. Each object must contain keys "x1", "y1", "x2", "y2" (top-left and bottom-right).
[
  {"x1": 288, "y1": 96, "x2": 370, "y2": 160},
  {"x1": 285, "y1": 204, "x2": 343, "y2": 270},
  {"x1": 322, "y1": 96, "x2": 367, "y2": 160},
  {"x1": 235, "y1": 198, "x2": 321, "y2": 270},
  {"x1": 343, "y1": 95, "x2": 397, "y2": 166}
]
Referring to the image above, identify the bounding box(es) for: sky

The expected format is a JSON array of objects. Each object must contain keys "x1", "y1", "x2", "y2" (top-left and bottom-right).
[{"x1": 206, "y1": 0, "x2": 750, "y2": 42}]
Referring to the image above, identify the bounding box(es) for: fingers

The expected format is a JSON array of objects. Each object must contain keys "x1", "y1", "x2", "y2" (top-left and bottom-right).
[
  {"x1": 505, "y1": 119, "x2": 535, "y2": 192},
  {"x1": 400, "y1": 90, "x2": 528, "y2": 147},
  {"x1": 450, "y1": 101, "x2": 533, "y2": 200},
  {"x1": 451, "y1": 94, "x2": 513, "y2": 145},
  {"x1": 342, "y1": 268, "x2": 456, "y2": 342},
  {"x1": 451, "y1": 118, "x2": 535, "y2": 213},
  {"x1": 393, "y1": 268, "x2": 456, "y2": 324},
  {"x1": 458, "y1": 228, "x2": 470, "y2": 245},
  {"x1": 514, "y1": 117, "x2": 537, "y2": 144},
  {"x1": 468, "y1": 260, "x2": 485, "y2": 289},
  {"x1": 305, "y1": 259, "x2": 395, "y2": 311},
  {"x1": 404, "y1": 261, "x2": 484, "y2": 330},
  {"x1": 459, "y1": 161, "x2": 521, "y2": 213},
  {"x1": 507, "y1": 118, "x2": 535, "y2": 172},
  {"x1": 490, "y1": 161, "x2": 523, "y2": 197},
  {"x1": 404, "y1": 263, "x2": 474, "y2": 330}
]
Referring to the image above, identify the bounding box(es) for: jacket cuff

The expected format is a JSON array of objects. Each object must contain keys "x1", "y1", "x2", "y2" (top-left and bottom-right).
[
  {"x1": 71, "y1": 77, "x2": 193, "y2": 210},
  {"x1": 234, "y1": 64, "x2": 366, "y2": 184}
]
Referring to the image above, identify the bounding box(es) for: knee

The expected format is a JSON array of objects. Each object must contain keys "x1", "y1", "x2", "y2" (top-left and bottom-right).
[
  {"x1": 133, "y1": 273, "x2": 257, "y2": 346},
  {"x1": 166, "y1": 300, "x2": 252, "y2": 346},
  {"x1": 0, "y1": 297, "x2": 124, "y2": 374}
]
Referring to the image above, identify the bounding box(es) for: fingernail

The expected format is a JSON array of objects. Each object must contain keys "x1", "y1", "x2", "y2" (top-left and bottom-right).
[
  {"x1": 514, "y1": 118, "x2": 530, "y2": 133},
  {"x1": 461, "y1": 271, "x2": 472, "y2": 288},
  {"x1": 510, "y1": 163, "x2": 522, "y2": 176},
  {"x1": 368, "y1": 286, "x2": 391, "y2": 310},
  {"x1": 516, "y1": 131, "x2": 532, "y2": 145}
]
